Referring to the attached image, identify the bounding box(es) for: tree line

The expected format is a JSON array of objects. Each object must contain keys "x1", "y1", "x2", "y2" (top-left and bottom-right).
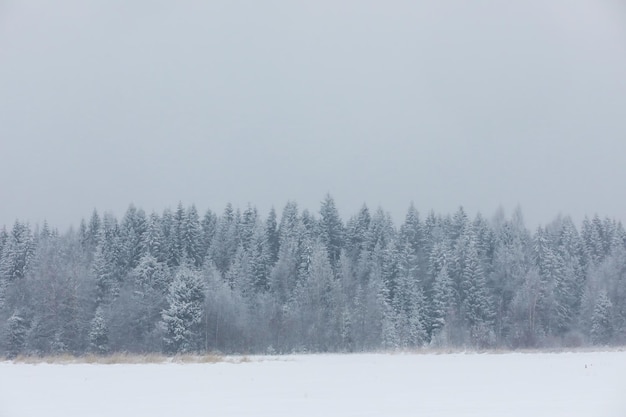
[{"x1": 1, "y1": 196, "x2": 624, "y2": 356}]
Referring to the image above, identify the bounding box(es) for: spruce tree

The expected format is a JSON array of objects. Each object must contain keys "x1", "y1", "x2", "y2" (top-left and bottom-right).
[
  {"x1": 182, "y1": 205, "x2": 203, "y2": 267},
  {"x1": 89, "y1": 307, "x2": 109, "y2": 354},
  {"x1": 0, "y1": 221, "x2": 34, "y2": 282},
  {"x1": 209, "y1": 204, "x2": 239, "y2": 275},
  {"x1": 462, "y1": 243, "x2": 495, "y2": 346},
  {"x1": 431, "y1": 264, "x2": 454, "y2": 337},
  {"x1": 264, "y1": 207, "x2": 280, "y2": 267},
  {"x1": 161, "y1": 268, "x2": 206, "y2": 353},
  {"x1": 319, "y1": 194, "x2": 344, "y2": 269},
  {"x1": 590, "y1": 291, "x2": 613, "y2": 345},
  {"x1": 5, "y1": 312, "x2": 28, "y2": 358},
  {"x1": 345, "y1": 204, "x2": 371, "y2": 261},
  {"x1": 240, "y1": 204, "x2": 259, "y2": 252},
  {"x1": 393, "y1": 240, "x2": 426, "y2": 347},
  {"x1": 200, "y1": 209, "x2": 217, "y2": 263}
]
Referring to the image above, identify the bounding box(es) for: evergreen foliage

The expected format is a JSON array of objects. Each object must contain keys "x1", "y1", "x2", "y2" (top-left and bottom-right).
[
  {"x1": 590, "y1": 291, "x2": 613, "y2": 345},
  {"x1": 1, "y1": 199, "x2": 626, "y2": 356},
  {"x1": 161, "y1": 268, "x2": 206, "y2": 353},
  {"x1": 89, "y1": 307, "x2": 109, "y2": 354}
]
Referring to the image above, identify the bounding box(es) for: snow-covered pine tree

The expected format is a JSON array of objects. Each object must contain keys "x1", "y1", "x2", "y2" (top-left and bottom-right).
[
  {"x1": 264, "y1": 207, "x2": 280, "y2": 267},
  {"x1": 182, "y1": 205, "x2": 203, "y2": 267},
  {"x1": 93, "y1": 238, "x2": 118, "y2": 304},
  {"x1": 89, "y1": 307, "x2": 109, "y2": 354},
  {"x1": 209, "y1": 204, "x2": 239, "y2": 275},
  {"x1": 590, "y1": 290, "x2": 613, "y2": 345},
  {"x1": 142, "y1": 212, "x2": 164, "y2": 261},
  {"x1": 462, "y1": 242, "x2": 495, "y2": 347},
  {"x1": 344, "y1": 204, "x2": 371, "y2": 262},
  {"x1": 0, "y1": 221, "x2": 34, "y2": 283},
  {"x1": 5, "y1": 311, "x2": 28, "y2": 358},
  {"x1": 161, "y1": 267, "x2": 206, "y2": 353},
  {"x1": 393, "y1": 239, "x2": 427, "y2": 347},
  {"x1": 249, "y1": 226, "x2": 270, "y2": 292},
  {"x1": 319, "y1": 194, "x2": 344, "y2": 270},
  {"x1": 240, "y1": 204, "x2": 259, "y2": 252},
  {"x1": 119, "y1": 204, "x2": 147, "y2": 270},
  {"x1": 431, "y1": 264, "x2": 454, "y2": 338},
  {"x1": 200, "y1": 209, "x2": 218, "y2": 263},
  {"x1": 294, "y1": 242, "x2": 338, "y2": 351}
]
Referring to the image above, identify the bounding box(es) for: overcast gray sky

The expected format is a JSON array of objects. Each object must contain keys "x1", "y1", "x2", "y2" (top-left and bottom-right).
[{"x1": 1, "y1": 0, "x2": 625, "y2": 230}]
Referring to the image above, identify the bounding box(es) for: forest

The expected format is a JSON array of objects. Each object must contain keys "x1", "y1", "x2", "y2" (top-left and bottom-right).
[{"x1": 0, "y1": 196, "x2": 624, "y2": 357}]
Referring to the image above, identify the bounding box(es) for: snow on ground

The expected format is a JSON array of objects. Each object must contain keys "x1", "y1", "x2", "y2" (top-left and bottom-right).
[{"x1": 1, "y1": 351, "x2": 624, "y2": 417}]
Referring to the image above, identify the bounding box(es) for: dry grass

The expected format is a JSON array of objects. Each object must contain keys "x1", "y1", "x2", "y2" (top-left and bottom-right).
[
  {"x1": 4, "y1": 352, "x2": 253, "y2": 365},
  {"x1": 5, "y1": 346, "x2": 624, "y2": 364}
]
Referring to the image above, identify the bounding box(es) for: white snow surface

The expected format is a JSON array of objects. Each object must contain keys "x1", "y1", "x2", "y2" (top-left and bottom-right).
[{"x1": 1, "y1": 351, "x2": 624, "y2": 417}]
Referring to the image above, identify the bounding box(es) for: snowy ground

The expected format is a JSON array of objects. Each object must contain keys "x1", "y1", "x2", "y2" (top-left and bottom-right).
[{"x1": 1, "y1": 351, "x2": 624, "y2": 417}]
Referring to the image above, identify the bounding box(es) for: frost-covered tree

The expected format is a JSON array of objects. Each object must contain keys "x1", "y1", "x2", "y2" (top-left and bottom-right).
[
  {"x1": 142, "y1": 212, "x2": 165, "y2": 261},
  {"x1": 345, "y1": 204, "x2": 371, "y2": 261},
  {"x1": 3, "y1": 199, "x2": 626, "y2": 354},
  {"x1": 392, "y1": 240, "x2": 427, "y2": 347},
  {"x1": 249, "y1": 227, "x2": 270, "y2": 292},
  {"x1": 399, "y1": 203, "x2": 422, "y2": 255},
  {"x1": 5, "y1": 312, "x2": 28, "y2": 358},
  {"x1": 0, "y1": 221, "x2": 34, "y2": 283},
  {"x1": 489, "y1": 209, "x2": 531, "y2": 343},
  {"x1": 200, "y1": 209, "x2": 217, "y2": 263},
  {"x1": 462, "y1": 242, "x2": 495, "y2": 347},
  {"x1": 431, "y1": 264, "x2": 454, "y2": 337},
  {"x1": 319, "y1": 194, "x2": 344, "y2": 269},
  {"x1": 210, "y1": 204, "x2": 239, "y2": 275},
  {"x1": 264, "y1": 207, "x2": 280, "y2": 267},
  {"x1": 119, "y1": 205, "x2": 147, "y2": 270},
  {"x1": 227, "y1": 245, "x2": 253, "y2": 296},
  {"x1": 182, "y1": 205, "x2": 203, "y2": 267},
  {"x1": 89, "y1": 307, "x2": 109, "y2": 354},
  {"x1": 132, "y1": 253, "x2": 170, "y2": 292},
  {"x1": 240, "y1": 204, "x2": 259, "y2": 252},
  {"x1": 590, "y1": 291, "x2": 613, "y2": 345},
  {"x1": 161, "y1": 268, "x2": 206, "y2": 353},
  {"x1": 294, "y1": 242, "x2": 339, "y2": 351},
  {"x1": 93, "y1": 239, "x2": 119, "y2": 304}
]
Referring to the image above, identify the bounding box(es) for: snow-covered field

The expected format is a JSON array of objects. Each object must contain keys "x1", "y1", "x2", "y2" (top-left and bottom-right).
[{"x1": 1, "y1": 351, "x2": 624, "y2": 417}]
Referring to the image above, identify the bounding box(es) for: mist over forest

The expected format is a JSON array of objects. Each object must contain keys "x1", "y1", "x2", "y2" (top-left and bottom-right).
[{"x1": 1, "y1": 196, "x2": 624, "y2": 357}]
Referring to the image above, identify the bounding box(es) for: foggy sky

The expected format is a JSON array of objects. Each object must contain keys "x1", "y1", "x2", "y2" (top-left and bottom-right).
[{"x1": 1, "y1": 0, "x2": 625, "y2": 230}]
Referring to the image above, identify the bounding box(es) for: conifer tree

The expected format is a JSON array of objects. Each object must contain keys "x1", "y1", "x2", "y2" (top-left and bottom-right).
[
  {"x1": 88, "y1": 210, "x2": 102, "y2": 246},
  {"x1": 182, "y1": 205, "x2": 203, "y2": 267},
  {"x1": 295, "y1": 242, "x2": 338, "y2": 350},
  {"x1": 590, "y1": 291, "x2": 613, "y2": 345},
  {"x1": 345, "y1": 204, "x2": 371, "y2": 261},
  {"x1": 319, "y1": 194, "x2": 344, "y2": 269},
  {"x1": 93, "y1": 237, "x2": 119, "y2": 304},
  {"x1": 264, "y1": 207, "x2": 280, "y2": 267},
  {"x1": 393, "y1": 240, "x2": 427, "y2": 346},
  {"x1": 89, "y1": 307, "x2": 109, "y2": 354},
  {"x1": 399, "y1": 203, "x2": 422, "y2": 256},
  {"x1": 240, "y1": 204, "x2": 259, "y2": 252},
  {"x1": 0, "y1": 227, "x2": 8, "y2": 261},
  {"x1": 462, "y1": 242, "x2": 495, "y2": 346},
  {"x1": 119, "y1": 205, "x2": 147, "y2": 270},
  {"x1": 0, "y1": 221, "x2": 34, "y2": 282},
  {"x1": 142, "y1": 212, "x2": 164, "y2": 260},
  {"x1": 5, "y1": 312, "x2": 28, "y2": 358},
  {"x1": 170, "y1": 203, "x2": 187, "y2": 267},
  {"x1": 433, "y1": 262, "x2": 453, "y2": 318},
  {"x1": 161, "y1": 268, "x2": 206, "y2": 353},
  {"x1": 250, "y1": 227, "x2": 270, "y2": 292},
  {"x1": 200, "y1": 209, "x2": 217, "y2": 263},
  {"x1": 210, "y1": 205, "x2": 239, "y2": 275}
]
